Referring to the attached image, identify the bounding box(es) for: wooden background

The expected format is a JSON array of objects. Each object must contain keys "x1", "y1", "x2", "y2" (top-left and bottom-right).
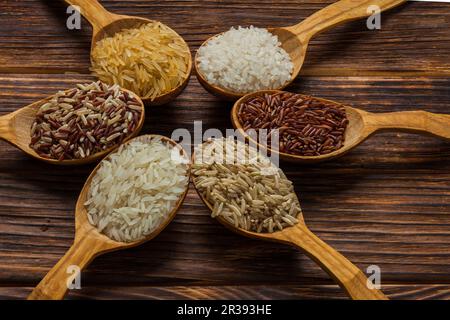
[{"x1": 0, "y1": 0, "x2": 449, "y2": 300}]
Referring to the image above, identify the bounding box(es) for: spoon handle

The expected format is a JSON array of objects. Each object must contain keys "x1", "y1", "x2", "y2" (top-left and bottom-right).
[
  {"x1": 290, "y1": 0, "x2": 406, "y2": 42},
  {"x1": 366, "y1": 110, "x2": 450, "y2": 140},
  {"x1": 64, "y1": 0, "x2": 117, "y2": 32},
  {"x1": 28, "y1": 232, "x2": 101, "y2": 300},
  {"x1": 0, "y1": 113, "x2": 14, "y2": 143},
  {"x1": 276, "y1": 224, "x2": 388, "y2": 300}
]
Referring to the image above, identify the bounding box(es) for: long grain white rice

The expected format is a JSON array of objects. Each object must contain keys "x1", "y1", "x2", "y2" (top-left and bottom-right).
[
  {"x1": 196, "y1": 26, "x2": 293, "y2": 94},
  {"x1": 85, "y1": 137, "x2": 190, "y2": 242}
]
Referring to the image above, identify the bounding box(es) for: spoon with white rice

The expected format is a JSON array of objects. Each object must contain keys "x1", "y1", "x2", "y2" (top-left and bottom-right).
[
  {"x1": 192, "y1": 138, "x2": 387, "y2": 300},
  {"x1": 28, "y1": 135, "x2": 191, "y2": 300},
  {"x1": 195, "y1": 0, "x2": 406, "y2": 100}
]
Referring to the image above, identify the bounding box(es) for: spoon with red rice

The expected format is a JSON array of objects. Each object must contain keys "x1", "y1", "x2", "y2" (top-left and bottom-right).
[{"x1": 231, "y1": 90, "x2": 450, "y2": 163}]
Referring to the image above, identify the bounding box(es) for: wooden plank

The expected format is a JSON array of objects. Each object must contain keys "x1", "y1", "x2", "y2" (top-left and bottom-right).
[
  {"x1": 0, "y1": 1, "x2": 449, "y2": 75},
  {"x1": 0, "y1": 285, "x2": 449, "y2": 300},
  {"x1": 1, "y1": 0, "x2": 450, "y2": 300},
  {"x1": 0, "y1": 75, "x2": 449, "y2": 290}
]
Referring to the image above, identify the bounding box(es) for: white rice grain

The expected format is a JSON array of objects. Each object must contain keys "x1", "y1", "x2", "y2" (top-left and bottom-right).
[
  {"x1": 197, "y1": 26, "x2": 293, "y2": 94},
  {"x1": 85, "y1": 138, "x2": 189, "y2": 242}
]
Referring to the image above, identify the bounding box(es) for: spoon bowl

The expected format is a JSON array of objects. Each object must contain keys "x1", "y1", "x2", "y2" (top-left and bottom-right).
[
  {"x1": 0, "y1": 88, "x2": 145, "y2": 165},
  {"x1": 231, "y1": 90, "x2": 450, "y2": 163},
  {"x1": 28, "y1": 135, "x2": 191, "y2": 300},
  {"x1": 192, "y1": 139, "x2": 387, "y2": 300},
  {"x1": 193, "y1": 28, "x2": 305, "y2": 101},
  {"x1": 195, "y1": 0, "x2": 406, "y2": 100},
  {"x1": 65, "y1": 0, "x2": 192, "y2": 106}
]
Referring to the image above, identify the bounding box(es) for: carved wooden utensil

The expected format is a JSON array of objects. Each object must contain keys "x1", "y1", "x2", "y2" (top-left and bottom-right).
[
  {"x1": 63, "y1": 0, "x2": 192, "y2": 105},
  {"x1": 192, "y1": 143, "x2": 387, "y2": 300},
  {"x1": 28, "y1": 135, "x2": 191, "y2": 299},
  {"x1": 231, "y1": 90, "x2": 450, "y2": 163},
  {"x1": 195, "y1": 0, "x2": 406, "y2": 100},
  {"x1": 0, "y1": 88, "x2": 144, "y2": 165}
]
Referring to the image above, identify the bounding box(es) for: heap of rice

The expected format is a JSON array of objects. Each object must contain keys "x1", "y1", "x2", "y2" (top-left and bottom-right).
[
  {"x1": 196, "y1": 26, "x2": 294, "y2": 94},
  {"x1": 91, "y1": 22, "x2": 191, "y2": 101},
  {"x1": 84, "y1": 137, "x2": 189, "y2": 242},
  {"x1": 193, "y1": 138, "x2": 302, "y2": 233}
]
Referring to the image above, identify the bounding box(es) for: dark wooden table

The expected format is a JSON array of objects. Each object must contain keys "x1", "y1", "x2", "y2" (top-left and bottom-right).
[{"x1": 0, "y1": 0, "x2": 449, "y2": 300}]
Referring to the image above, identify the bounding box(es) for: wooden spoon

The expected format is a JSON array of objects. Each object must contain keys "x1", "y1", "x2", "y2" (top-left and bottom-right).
[
  {"x1": 195, "y1": 0, "x2": 406, "y2": 100},
  {"x1": 192, "y1": 144, "x2": 387, "y2": 300},
  {"x1": 231, "y1": 90, "x2": 450, "y2": 163},
  {"x1": 0, "y1": 88, "x2": 145, "y2": 165},
  {"x1": 27, "y1": 135, "x2": 191, "y2": 300},
  {"x1": 64, "y1": 0, "x2": 192, "y2": 105}
]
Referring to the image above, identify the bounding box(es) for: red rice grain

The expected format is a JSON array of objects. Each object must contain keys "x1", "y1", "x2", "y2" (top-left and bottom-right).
[{"x1": 238, "y1": 92, "x2": 349, "y2": 156}]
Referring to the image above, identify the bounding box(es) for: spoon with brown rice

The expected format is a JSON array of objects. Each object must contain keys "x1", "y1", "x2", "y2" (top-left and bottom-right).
[
  {"x1": 192, "y1": 138, "x2": 387, "y2": 300},
  {"x1": 28, "y1": 135, "x2": 191, "y2": 300}
]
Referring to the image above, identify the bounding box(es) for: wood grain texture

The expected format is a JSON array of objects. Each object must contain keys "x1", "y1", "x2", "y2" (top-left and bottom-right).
[
  {"x1": 0, "y1": 0, "x2": 449, "y2": 300},
  {"x1": 1, "y1": 285, "x2": 450, "y2": 300},
  {"x1": 1, "y1": 1, "x2": 449, "y2": 75},
  {"x1": 1, "y1": 75, "x2": 449, "y2": 299}
]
